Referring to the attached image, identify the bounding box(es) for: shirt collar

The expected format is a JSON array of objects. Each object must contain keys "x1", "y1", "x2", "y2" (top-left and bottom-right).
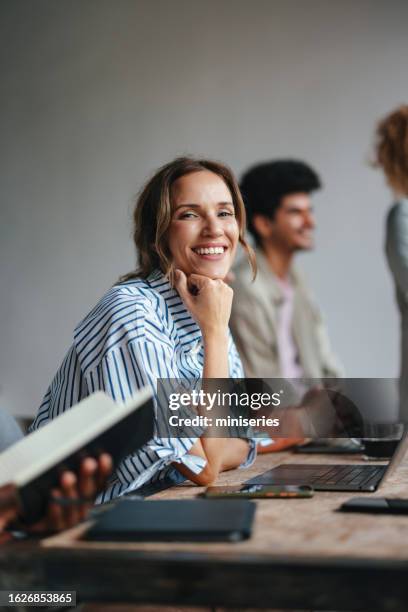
[
  {"x1": 255, "y1": 247, "x2": 301, "y2": 290},
  {"x1": 146, "y1": 268, "x2": 176, "y2": 296},
  {"x1": 146, "y1": 269, "x2": 202, "y2": 342}
]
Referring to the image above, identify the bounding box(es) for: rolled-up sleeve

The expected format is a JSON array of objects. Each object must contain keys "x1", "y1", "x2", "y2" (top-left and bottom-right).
[{"x1": 239, "y1": 438, "x2": 258, "y2": 469}]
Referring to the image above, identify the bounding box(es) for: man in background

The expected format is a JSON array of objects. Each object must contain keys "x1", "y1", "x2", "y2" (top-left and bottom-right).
[{"x1": 230, "y1": 159, "x2": 343, "y2": 380}]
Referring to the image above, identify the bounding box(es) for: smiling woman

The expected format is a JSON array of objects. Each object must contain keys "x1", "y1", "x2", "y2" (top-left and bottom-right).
[
  {"x1": 29, "y1": 157, "x2": 257, "y2": 501},
  {"x1": 168, "y1": 170, "x2": 239, "y2": 280},
  {"x1": 123, "y1": 157, "x2": 255, "y2": 282}
]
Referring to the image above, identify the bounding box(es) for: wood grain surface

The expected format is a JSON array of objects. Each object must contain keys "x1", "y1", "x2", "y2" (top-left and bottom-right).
[
  {"x1": 3, "y1": 448, "x2": 408, "y2": 610},
  {"x1": 42, "y1": 450, "x2": 408, "y2": 562}
]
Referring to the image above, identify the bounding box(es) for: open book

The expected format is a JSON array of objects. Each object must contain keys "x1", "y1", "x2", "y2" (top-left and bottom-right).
[{"x1": 0, "y1": 389, "x2": 154, "y2": 522}]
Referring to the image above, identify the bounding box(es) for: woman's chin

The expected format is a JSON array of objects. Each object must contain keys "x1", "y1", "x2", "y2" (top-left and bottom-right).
[{"x1": 190, "y1": 264, "x2": 230, "y2": 280}]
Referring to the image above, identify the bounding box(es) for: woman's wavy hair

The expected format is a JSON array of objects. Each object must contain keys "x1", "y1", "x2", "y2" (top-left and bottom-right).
[
  {"x1": 120, "y1": 157, "x2": 256, "y2": 282},
  {"x1": 375, "y1": 105, "x2": 408, "y2": 195}
]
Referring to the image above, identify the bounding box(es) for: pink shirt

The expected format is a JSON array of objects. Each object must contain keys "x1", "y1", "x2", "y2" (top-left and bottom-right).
[{"x1": 275, "y1": 276, "x2": 304, "y2": 379}]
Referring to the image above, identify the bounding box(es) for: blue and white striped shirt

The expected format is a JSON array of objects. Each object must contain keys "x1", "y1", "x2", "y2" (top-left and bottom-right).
[{"x1": 30, "y1": 269, "x2": 255, "y2": 501}]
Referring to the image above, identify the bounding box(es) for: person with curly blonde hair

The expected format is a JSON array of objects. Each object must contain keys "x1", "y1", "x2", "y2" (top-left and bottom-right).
[{"x1": 375, "y1": 105, "x2": 408, "y2": 416}]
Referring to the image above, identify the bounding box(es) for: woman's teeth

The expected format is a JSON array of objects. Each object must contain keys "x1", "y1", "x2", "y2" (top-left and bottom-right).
[{"x1": 194, "y1": 247, "x2": 225, "y2": 255}]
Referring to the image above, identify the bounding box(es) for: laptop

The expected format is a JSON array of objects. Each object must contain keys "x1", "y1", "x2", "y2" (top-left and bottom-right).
[{"x1": 246, "y1": 431, "x2": 408, "y2": 492}]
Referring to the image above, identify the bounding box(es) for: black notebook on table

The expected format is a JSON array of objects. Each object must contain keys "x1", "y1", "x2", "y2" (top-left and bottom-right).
[{"x1": 85, "y1": 499, "x2": 256, "y2": 542}]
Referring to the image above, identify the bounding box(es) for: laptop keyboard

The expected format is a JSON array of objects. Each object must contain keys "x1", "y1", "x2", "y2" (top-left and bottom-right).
[
  {"x1": 247, "y1": 463, "x2": 388, "y2": 490},
  {"x1": 307, "y1": 464, "x2": 385, "y2": 487}
]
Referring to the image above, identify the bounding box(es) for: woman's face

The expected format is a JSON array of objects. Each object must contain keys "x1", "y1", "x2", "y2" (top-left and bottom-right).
[{"x1": 168, "y1": 170, "x2": 239, "y2": 279}]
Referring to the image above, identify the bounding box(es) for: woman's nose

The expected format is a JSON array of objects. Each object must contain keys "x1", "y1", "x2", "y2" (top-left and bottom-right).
[{"x1": 202, "y1": 215, "x2": 223, "y2": 236}]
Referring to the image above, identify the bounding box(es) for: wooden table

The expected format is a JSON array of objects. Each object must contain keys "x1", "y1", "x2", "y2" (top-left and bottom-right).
[{"x1": 2, "y1": 450, "x2": 408, "y2": 611}]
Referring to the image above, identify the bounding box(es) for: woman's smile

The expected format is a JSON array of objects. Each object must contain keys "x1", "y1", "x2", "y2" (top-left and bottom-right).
[{"x1": 192, "y1": 243, "x2": 228, "y2": 259}]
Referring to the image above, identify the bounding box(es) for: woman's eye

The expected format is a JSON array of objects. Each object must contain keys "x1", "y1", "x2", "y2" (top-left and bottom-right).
[
  {"x1": 219, "y1": 210, "x2": 235, "y2": 217},
  {"x1": 179, "y1": 212, "x2": 198, "y2": 219}
]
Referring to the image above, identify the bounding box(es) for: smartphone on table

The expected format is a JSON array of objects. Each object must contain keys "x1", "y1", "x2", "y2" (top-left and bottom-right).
[
  {"x1": 339, "y1": 497, "x2": 408, "y2": 514},
  {"x1": 202, "y1": 484, "x2": 314, "y2": 499}
]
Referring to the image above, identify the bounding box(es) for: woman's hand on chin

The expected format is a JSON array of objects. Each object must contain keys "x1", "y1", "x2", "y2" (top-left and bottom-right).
[{"x1": 174, "y1": 269, "x2": 233, "y2": 340}]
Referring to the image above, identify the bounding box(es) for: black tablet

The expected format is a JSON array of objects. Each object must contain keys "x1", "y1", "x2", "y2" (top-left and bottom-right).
[{"x1": 85, "y1": 499, "x2": 256, "y2": 542}]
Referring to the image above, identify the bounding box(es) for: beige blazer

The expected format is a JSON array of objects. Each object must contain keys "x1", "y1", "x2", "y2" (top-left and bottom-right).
[{"x1": 230, "y1": 248, "x2": 343, "y2": 379}]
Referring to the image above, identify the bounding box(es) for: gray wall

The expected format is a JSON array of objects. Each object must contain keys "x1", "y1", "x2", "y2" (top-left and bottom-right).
[{"x1": 1, "y1": 0, "x2": 407, "y2": 416}]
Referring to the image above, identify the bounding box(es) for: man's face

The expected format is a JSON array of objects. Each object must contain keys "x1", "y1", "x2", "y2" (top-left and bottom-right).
[{"x1": 257, "y1": 192, "x2": 315, "y2": 252}]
